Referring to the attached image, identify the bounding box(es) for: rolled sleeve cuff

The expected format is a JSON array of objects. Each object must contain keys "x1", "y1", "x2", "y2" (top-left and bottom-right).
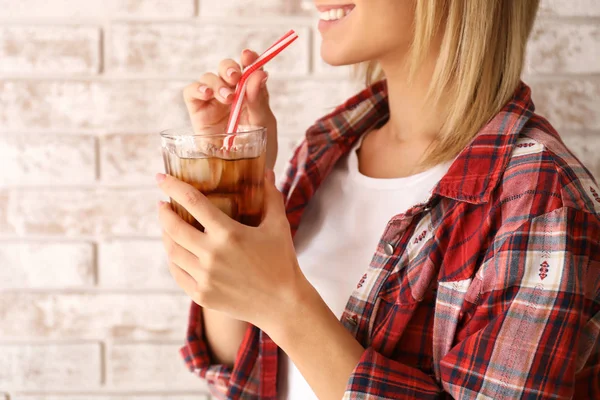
[{"x1": 180, "y1": 301, "x2": 233, "y2": 398}]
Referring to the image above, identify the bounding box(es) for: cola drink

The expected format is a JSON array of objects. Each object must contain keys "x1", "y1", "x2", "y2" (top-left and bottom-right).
[{"x1": 161, "y1": 127, "x2": 267, "y2": 229}]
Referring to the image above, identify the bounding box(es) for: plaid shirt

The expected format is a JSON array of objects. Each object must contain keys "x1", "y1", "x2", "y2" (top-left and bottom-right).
[{"x1": 181, "y1": 81, "x2": 600, "y2": 399}]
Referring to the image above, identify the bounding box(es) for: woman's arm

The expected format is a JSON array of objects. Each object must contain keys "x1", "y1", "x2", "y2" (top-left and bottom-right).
[
  {"x1": 202, "y1": 308, "x2": 248, "y2": 366},
  {"x1": 267, "y1": 207, "x2": 600, "y2": 400},
  {"x1": 160, "y1": 172, "x2": 599, "y2": 400}
]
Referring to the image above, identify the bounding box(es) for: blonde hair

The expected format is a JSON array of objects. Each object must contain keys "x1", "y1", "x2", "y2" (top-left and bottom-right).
[{"x1": 364, "y1": 0, "x2": 540, "y2": 166}]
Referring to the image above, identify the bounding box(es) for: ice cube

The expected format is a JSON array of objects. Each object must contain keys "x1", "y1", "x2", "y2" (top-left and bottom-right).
[
  {"x1": 217, "y1": 158, "x2": 244, "y2": 191},
  {"x1": 207, "y1": 194, "x2": 238, "y2": 219},
  {"x1": 182, "y1": 157, "x2": 223, "y2": 192}
]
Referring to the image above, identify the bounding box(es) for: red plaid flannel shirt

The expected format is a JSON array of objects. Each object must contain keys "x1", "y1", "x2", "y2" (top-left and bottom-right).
[{"x1": 181, "y1": 81, "x2": 600, "y2": 399}]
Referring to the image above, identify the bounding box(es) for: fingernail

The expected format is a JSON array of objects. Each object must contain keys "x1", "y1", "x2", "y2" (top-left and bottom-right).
[
  {"x1": 261, "y1": 75, "x2": 269, "y2": 88},
  {"x1": 157, "y1": 200, "x2": 167, "y2": 207},
  {"x1": 198, "y1": 85, "x2": 211, "y2": 94},
  {"x1": 242, "y1": 49, "x2": 252, "y2": 56},
  {"x1": 226, "y1": 67, "x2": 239, "y2": 78},
  {"x1": 219, "y1": 87, "x2": 234, "y2": 100},
  {"x1": 156, "y1": 173, "x2": 166, "y2": 183}
]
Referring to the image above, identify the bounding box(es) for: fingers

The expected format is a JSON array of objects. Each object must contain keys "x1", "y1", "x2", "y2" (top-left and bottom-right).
[
  {"x1": 158, "y1": 201, "x2": 205, "y2": 254},
  {"x1": 168, "y1": 262, "x2": 200, "y2": 300},
  {"x1": 162, "y1": 231, "x2": 202, "y2": 278},
  {"x1": 183, "y1": 81, "x2": 214, "y2": 105},
  {"x1": 265, "y1": 169, "x2": 276, "y2": 184},
  {"x1": 184, "y1": 72, "x2": 235, "y2": 106},
  {"x1": 218, "y1": 59, "x2": 242, "y2": 86},
  {"x1": 241, "y1": 49, "x2": 260, "y2": 69},
  {"x1": 157, "y1": 174, "x2": 232, "y2": 233},
  {"x1": 262, "y1": 173, "x2": 287, "y2": 226},
  {"x1": 245, "y1": 70, "x2": 269, "y2": 106}
]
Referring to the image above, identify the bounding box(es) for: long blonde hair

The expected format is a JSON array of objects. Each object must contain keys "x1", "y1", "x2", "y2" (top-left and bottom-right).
[{"x1": 364, "y1": 0, "x2": 540, "y2": 166}]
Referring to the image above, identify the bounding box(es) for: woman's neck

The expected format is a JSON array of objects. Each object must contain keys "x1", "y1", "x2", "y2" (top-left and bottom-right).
[{"x1": 378, "y1": 48, "x2": 446, "y2": 146}]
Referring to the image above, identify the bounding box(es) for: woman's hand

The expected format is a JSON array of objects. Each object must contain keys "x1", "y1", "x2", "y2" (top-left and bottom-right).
[
  {"x1": 183, "y1": 49, "x2": 278, "y2": 168},
  {"x1": 156, "y1": 171, "x2": 307, "y2": 333}
]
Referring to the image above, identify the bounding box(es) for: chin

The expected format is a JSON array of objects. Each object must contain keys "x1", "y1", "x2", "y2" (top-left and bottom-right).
[{"x1": 320, "y1": 42, "x2": 364, "y2": 67}]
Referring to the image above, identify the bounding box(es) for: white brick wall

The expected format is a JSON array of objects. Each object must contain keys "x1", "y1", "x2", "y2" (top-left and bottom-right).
[{"x1": 0, "y1": 1, "x2": 598, "y2": 399}]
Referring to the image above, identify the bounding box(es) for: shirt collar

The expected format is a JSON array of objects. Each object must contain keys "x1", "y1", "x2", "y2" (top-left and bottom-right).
[{"x1": 305, "y1": 80, "x2": 535, "y2": 204}]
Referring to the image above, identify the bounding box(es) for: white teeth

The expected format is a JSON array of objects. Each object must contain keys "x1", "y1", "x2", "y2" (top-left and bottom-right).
[{"x1": 319, "y1": 8, "x2": 351, "y2": 21}]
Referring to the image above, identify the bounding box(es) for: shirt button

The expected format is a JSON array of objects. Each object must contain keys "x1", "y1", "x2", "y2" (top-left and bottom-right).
[
  {"x1": 346, "y1": 315, "x2": 358, "y2": 326},
  {"x1": 384, "y1": 242, "x2": 395, "y2": 256}
]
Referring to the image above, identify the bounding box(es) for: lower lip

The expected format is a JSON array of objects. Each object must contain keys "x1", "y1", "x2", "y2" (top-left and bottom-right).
[{"x1": 318, "y1": 10, "x2": 354, "y2": 32}]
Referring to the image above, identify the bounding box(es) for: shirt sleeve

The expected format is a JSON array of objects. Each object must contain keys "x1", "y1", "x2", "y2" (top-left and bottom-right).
[
  {"x1": 179, "y1": 301, "x2": 233, "y2": 400},
  {"x1": 344, "y1": 207, "x2": 600, "y2": 399}
]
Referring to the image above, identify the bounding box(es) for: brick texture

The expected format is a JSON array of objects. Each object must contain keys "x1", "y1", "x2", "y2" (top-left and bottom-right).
[
  {"x1": 7, "y1": 189, "x2": 163, "y2": 237},
  {"x1": 530, "y1": 78, "x2": 600, "y2": 130},
  {"x1": 561, "y1": 133, "x2": 600, "y2": 179},
  {"x1": 200, "y1": 0, "x2": 310, "y2": 17},
  {"x1": 108, "y1": 343, "x2": 207, "y2": 390},
  {"x1": 0, "y1": 0, "x2": 196, "y2": 18},
  {"x1": 0, "y1": 343, "x2": 101, "y2": 389},
  {"x1": 0, "y1": 1, "x2": 597, "y2": 399},
  {"x1": 108, "y1": 23, "x2": 310, "y2": 76},
  {"x1": 0, "y1": 293, "x2": 188, "y2": 340},
  {"x1": 13, "y1": 396, "x2": 206, "y2": 400},
  {"x1": 539, "y1": 0, "x2": 600, "y2": 16},
  {"x1": 0, "y1": 81, "x2": 188, "y2": 134},
  {"x1": 98, "y1": 240, "x2": 174, "y2": 289},
  {"x1": 527, "y1": 21, "x2": 600, "y2": 74},
  {"x1": 0, "y1": 191, "x2": 16, "y2": 235},
  {"x1": 0, "y1": 134, "x2": 96, "y2": 185},
  {"x1": 0, "y1": 26, "x2": 100, "y2": 75},
  {"x1": 99, "y1": 134, "x2": 163, "y2": 184},
  {"x1": 0, "y1": 242, "x2": 94, "y2": 288}
]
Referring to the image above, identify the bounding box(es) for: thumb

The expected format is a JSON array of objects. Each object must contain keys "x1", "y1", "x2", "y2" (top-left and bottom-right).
[
  {"x1": 245, "y1": 70, "x2": 271, "y2": 121},
  {"x1": 262, "y1": 171, "x2": 286, "y2": 223}
]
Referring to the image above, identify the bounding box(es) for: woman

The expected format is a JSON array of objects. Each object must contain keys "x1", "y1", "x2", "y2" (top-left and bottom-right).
[{"x1": 156, "y1": 1, "x2": 600, "y2": 399}]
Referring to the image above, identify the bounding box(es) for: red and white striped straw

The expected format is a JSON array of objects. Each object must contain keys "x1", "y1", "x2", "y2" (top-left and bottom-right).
[{"x1": 224, "y1": 30, "x2": 299, "y2": 149}]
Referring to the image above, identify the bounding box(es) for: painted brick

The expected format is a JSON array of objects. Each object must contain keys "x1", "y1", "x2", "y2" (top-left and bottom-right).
[
  {"x1": 0, "y1": 134, "x2": 96, "y2": 185},
  {"x1": 268, "y1": 78, "x2": 362, "y2": 134},
  {"x1": 108, "y1": 23, "x2": 310, "y2": 76},
  {"x1": 0, "y1": 293, "x2": 189, "y2": 340},
  {"x1": 99, "y1": 134, "x2": 162, "y2": 184},
  {"x1": 200, "y1": 0, "x2": 310, "y2": 16},
  {"x1": 0, "y1": 0, "x2": 195, "y2": 18},
  {"x1": 109, "y1": 343, "x2": 207, "y2": 390},
  {"x1": 6, "y1": 189, "x2": 163, "y2": 237},
  {"x1": 562, "y1": 132, "x2": 600, "y2": 180},
  {"x1": 12, "y1": 395, "x2": 207, "y2": 400},
  {"x1": 0, "y1": 80, "x2": 188, "y2": 134},
  {"x1": 527, "y1": 21, "x2": 600, "y2": 74},
  {"x1": 98, "y1": 240, "x2": 175, "y2": 289},
  {"x1": 0, "y1": 191, "x2": 16, "y2": 235},
  {"x1": 0, "y1": 78, "x2": 363, "y2": 135},
  {"x1": 274, "y1": 135, "x2": 303, "y2": 182},
  {"x1": 539, "y1": 0, "x2": 600, "y2": 16},
  {"x1": 0, "y1": 242, "x2": 94, "y2": 288},
  {"x1": 0, "y1": 343, "x2": 101, "y2": 389},
  {"x1": 0, "y1": 26, "x2": 100, "y2": 75},
  {"x1": 530, "y1": 78, "x2": 600, "y2": 131}
]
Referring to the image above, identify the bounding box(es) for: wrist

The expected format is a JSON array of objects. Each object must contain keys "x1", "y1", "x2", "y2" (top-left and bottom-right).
[{"x1": 263, "y1": 274, "x2": 327, "y2": 347}]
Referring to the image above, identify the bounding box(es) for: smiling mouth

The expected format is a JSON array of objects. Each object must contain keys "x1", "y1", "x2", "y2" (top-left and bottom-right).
[{"x1": 317, "y1": 5, "x2": 355, "y2": 21}]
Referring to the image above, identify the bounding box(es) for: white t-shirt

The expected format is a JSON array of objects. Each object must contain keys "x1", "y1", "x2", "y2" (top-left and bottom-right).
[{"x1": 279, "y1": 138, "x2": 451, "y2": 399}]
